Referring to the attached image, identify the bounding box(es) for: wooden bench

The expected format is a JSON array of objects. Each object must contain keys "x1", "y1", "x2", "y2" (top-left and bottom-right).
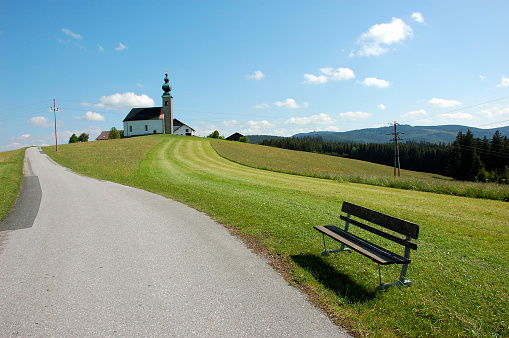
[{"x1": 313, "y1": 201, "x2": 419, "y2": 290}]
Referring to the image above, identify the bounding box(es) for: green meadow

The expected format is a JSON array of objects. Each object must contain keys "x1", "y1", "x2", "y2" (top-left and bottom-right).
[{"x1": 12, "y1": 135, "x2": 508, "y2": 336}]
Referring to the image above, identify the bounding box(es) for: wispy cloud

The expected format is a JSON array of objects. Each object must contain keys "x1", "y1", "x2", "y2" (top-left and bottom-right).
[
  {"x1": 402, "y1": 109, "x2": 427, "y2": 118},
  {"x1": 428, "y1": 98, "x2": 462, "y2": 108},
  {"x1": 438, "y1": 112, "x2": 475, "y2": 120},
  {"x1": 97, "y1": 44, "x2": 104, "y2": 52},
  {"x1": 74, "y1": 111, "x2": 105, "y2": 121},
  {"x1": 360, "y1": 77, "x2": 391, "y2": 88},
  {"x1": 497, "y1": 75, "x2": 509, "y2": 87},
  {"x1": 27, "y1": 116, "x2": 51, "y2": 127},
  {"x1": 223, "y1": 120, "x2": 275, "y2": 134},
  {"x1": 254, "y1": 103, "x2": 270, "y2": 109},
  {"x1": 339, "y1": 111, "x2": 372, "y2": 120},
  {"x1": 477, "y1": 106, "x2": 509, "y2": 118},
  {"x1": 285, "y1": 113, "x2": 334, "y2": 125},
  {"x1": 62, "y1": 28, "x2": 82, "y2": 39},
  {"x1": 303, "y1": 67, "x2": 355, "y2": 84},
  {"x1": 95, "y1": 92, "x2": 154, "y2": 110},
  {"x1": 115, "y1": 43, "x2": 127, "y2": 51},
  {"x1": 274, "y1": 98, "x2": 308, "y2": 109},
  {"x1": 378, "y1": 104, "x2": 386, "y2": 110},
  {"x1": 411, "y1": 12, "x2": 425, "y2": 24},
  {"x1": 246, "y1": 70, "x2": 265, "y2": 80},
  {"x1": 351, "y1": 18, "x2": 412, "y2": 57}
]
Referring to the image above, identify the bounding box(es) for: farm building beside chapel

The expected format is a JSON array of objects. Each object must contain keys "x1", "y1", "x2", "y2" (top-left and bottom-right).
[{"x1": 123, "y1": 72, "x2": 195, "y2": 137}]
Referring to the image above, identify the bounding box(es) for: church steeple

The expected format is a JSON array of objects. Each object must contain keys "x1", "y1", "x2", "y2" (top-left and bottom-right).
[
  {"x1": 162, "y1": 71, "x2": 173, "y2": 134},
  {"x1": 162, "y1": 71, "x2": 172, "y2": 97}
]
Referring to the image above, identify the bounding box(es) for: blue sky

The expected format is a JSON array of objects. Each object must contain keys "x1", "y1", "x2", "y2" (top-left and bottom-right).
[{"x1": 1, "y1": 0, "x2": 509, "y2": 151}]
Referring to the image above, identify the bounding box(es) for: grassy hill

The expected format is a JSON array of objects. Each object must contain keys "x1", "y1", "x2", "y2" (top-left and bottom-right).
[{"x1": 39, "y1": 135, "x2": 508, "y2": 337}]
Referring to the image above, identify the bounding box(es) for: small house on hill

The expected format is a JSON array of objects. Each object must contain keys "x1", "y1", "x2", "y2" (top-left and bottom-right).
[
  {"x1": 96, "y1": 131, "x2": 110, "y2": 140},
  {"x1": 226, "y1": 132, "x2": 244, "y2": 141},
  {"x1": 123, "y1": 72, "x2": 195, "y2": 138}
]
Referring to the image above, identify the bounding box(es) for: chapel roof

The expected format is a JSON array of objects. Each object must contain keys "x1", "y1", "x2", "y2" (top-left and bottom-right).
[{"x1": 123, "y1": 107, "x2": 162, "y2": 122}]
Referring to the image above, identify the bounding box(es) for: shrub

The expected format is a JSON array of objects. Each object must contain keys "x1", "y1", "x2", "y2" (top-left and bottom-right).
[
  {"x1": 109, "y1": 127, "x2": 121, "y2": 139},
  {"x1": 69, "y1": 134, "x2": 79, "y2": 143},
  {"x1": 78, "y1": 132, "x2": 89, "y2": 142}
]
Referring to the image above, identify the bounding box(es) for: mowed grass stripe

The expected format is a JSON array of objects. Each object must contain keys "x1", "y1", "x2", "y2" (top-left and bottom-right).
[{"x1": 42, "y1": 135, "x2": 508, "y2": 337}]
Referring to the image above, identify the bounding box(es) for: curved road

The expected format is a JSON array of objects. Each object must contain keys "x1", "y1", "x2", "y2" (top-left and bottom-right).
[{"x1": 0, "y1": 147, "x2": 349, "y2": 337}]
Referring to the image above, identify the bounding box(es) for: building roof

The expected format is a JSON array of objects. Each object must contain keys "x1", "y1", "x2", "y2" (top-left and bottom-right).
[
  {"x1": 226, "y1": 132, "x2": 244, "y2": 141},
  {"x1": 123, "y1": 107, "x2": 162, "y2": 122},
  {"x1": 96, "y1": 131, "x2": 110, "y2": 140}
]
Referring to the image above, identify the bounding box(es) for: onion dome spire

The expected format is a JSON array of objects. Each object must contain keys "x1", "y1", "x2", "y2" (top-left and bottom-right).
[{"x1": 162, "y1": 71, "x2": 172, "y2": 97}]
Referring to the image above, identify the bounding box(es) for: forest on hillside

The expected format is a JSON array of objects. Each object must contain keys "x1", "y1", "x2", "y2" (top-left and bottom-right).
[{"x1": 259, "y1": 130, "x2": 509, "y2": 183}]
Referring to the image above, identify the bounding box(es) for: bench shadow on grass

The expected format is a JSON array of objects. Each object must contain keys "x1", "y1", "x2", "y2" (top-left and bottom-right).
[{"x1": 290, "y1": 254, "x2": 376, "y2": 303}]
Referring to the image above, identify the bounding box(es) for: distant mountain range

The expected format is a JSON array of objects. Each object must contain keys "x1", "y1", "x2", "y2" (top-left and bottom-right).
[{"x1": 248, "y1": 125, "x2": 509, "y2": 144}]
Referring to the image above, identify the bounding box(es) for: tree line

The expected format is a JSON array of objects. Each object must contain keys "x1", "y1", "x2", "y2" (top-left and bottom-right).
[{"x1": 259, "y1": 130, "x2": 509, "y2": 183}]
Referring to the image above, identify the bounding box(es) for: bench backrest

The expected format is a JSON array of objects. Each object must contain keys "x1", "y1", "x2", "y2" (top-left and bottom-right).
[{"x1": 341, "y1": 201, "x2": 419, "y2": 250}]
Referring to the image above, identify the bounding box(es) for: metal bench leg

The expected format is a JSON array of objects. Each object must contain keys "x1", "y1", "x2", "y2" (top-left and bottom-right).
[
  {"x1": 320, "y1": 218, "x2": 352, "y2": 256},
  {"x1": 377, "y1": 241, "x2": 412, "y2": 290}
]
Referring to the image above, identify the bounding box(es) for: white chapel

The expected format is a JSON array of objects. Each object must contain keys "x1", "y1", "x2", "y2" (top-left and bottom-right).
[{"x1": 123, "y1": 73, "x2": 195, "y2": 137}]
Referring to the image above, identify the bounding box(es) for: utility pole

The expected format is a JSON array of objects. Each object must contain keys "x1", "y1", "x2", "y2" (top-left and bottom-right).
[
  {"x1": 388, "y1": 121, "x2": 403, "y2": 177},
  {"x1": 50, "y1": 99, "x2": 59, "y2": 151}
]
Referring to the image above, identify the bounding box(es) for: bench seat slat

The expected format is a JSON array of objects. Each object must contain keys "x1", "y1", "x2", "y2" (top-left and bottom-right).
[{"x1": 313, "y1": 225, "x2": 410, "y2": 265}]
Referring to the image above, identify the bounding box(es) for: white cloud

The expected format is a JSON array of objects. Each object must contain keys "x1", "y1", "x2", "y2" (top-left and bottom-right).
[
  {"x1": 246, "y1": 70, "x2": 265, "y2": 80},
  {"x1": 115, "y1": 43, "x2": 127, "y2": 51},
  {"x1": 62, "y1": 28, "x2": 82, "y2": 39},
  {"x1": 402, "y1": 109, "x2": 427, "y2": 118},
  {"x1": 81, "y1": 101, "x2": 91, "y2": 106},
  {"x1": 20, "y1": 134, "x2": 31, "y2": 139},
  {"x1": 97, "y1": 44, "x2": 104, "y2": 52},
  {"x1": 360, "y1": 77, "x2": 391, "y2": 88},
  {"x1": 95, "y1": 92, "x2": 154, "y2": 110},
  {"x1": 223, "y1": 120, "x2": 239, "y2": 127},
  {"x1": 237, "y1": 120, "x2": 276, "y2": 134},
  {"x1": 302, "y1": 74, "x2": 328, "y2": 84},
  {"x1": 411, "y1": 12, "x2": 425, "y2": 24},
  {"x1": 352, "y1": 18, "x2": 413, "y2": 57},
  {"x1": 303, "y1": 67, "x2": 355, "y2": 84},
  {"x1": 1, "y1": 142, "x2": 24, "y2": 151},
  {"x1": 378, "y1": 104, "x2": 386, "y2": 110},
  {"x1": 477, "y1": 106, "x2": 509, "y2": 118},
  {"x1": 75, "y1": 111, "x2": 105, "y2": 121},
  {"x1": 274, "y1": 98, "x2": 307, "y2": 109},
  {"x1": 254, "y1": 103, "x2": 270, "y2": 109},
  {"x1": 285, "y1": 113, "x2": 334, "y2": 125},
  {"x1": 321, "y1": 67, "x2": 355, "y2": 81},
  {"x1": 27, "y1": 116, "x2": 51, "y2": 127},
  {"x1": 438, "y1": 112, "x2": 475, "y2": 120},
  {"x1": 497, "y1": 76, "x2": 509, "y2": 87},
  {"x1": 339, "y1": 111, "x2": 372, "y2": 120},
  {"x1": 479, "y1": 75, "x2": 487, "y2": 81},
  {"x1": 428, "y1": 97, "x2": 462, "y2": 108}
]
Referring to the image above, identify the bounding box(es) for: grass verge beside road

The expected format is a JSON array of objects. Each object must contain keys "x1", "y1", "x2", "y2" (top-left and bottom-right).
[
  {"x1": 43, "y1": 135, "x2": 508, "y2": 337},
  {"x1": 0, "y1": 148, "x2": 26, "y2": 222}
]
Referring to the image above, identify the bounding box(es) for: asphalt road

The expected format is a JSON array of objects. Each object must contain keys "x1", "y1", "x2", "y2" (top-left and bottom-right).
[{"x1": 0, "y1": 147, "x2": 350, "y2": 337}]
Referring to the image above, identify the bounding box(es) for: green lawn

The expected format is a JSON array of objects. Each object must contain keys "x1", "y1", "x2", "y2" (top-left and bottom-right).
[
  {"x1": 212, "y1": 140, "x2": 509, "y2": 201},
  {"x1": 0, "y1": 148, "x2": 25, "y2": 222},
  {"x1": 41, "y1": 135, "x2": 508, "y2": 337}
]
